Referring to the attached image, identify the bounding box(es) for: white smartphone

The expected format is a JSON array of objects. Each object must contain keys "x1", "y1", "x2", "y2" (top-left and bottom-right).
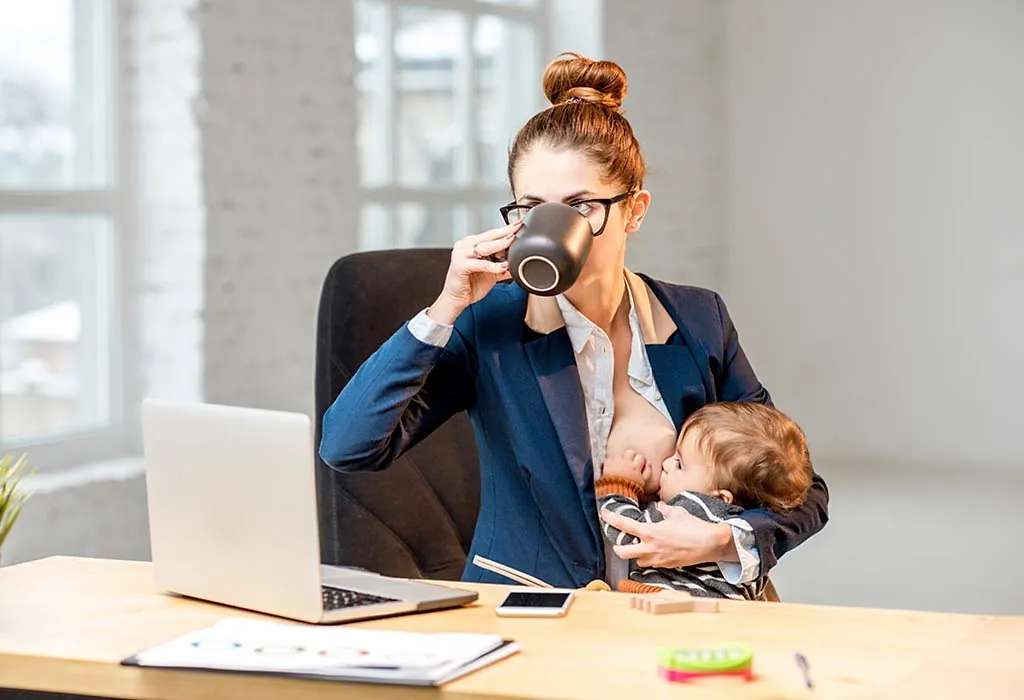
[{"x1": 495, "y1": 590, "x2": 575, "y2": 617}]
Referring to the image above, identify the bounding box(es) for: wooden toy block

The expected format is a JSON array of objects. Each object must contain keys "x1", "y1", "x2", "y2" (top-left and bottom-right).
[
  {"x1": 630, "y1": 591, "x2": 720, "y2": 614},
  {"x1": 689, "y1": 597, "x2": 719, "y2": 613},
  {"x1": 642, "y1": 597, "x2": 698, "y2": 614},
  {"x1": 631, "y1": 591, "x2": 696, "y2": 614}
]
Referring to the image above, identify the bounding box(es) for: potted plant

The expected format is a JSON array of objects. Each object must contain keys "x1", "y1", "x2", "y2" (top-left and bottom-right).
[{"x1": 0, "y1": 453, "x2": 32, "y2": 565}]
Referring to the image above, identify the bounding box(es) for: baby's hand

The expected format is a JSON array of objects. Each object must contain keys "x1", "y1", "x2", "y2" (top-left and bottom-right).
[{"x1": 603, "y1": 450, "x2": 650, "y2": 485}]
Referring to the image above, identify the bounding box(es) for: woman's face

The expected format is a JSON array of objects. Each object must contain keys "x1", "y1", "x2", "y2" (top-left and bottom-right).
[{"x1": 510, "y1": 145, "x2": 649, "y2": 286}]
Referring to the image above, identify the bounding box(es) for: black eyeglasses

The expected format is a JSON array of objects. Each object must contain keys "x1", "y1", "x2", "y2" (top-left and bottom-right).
[{"x1": 499, "y1": 191, "x2": 635, "y2": 237}]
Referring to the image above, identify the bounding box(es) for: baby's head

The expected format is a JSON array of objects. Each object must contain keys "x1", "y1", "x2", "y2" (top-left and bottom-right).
[{"x1": 660, "y1": 402, "x2": 813, "y2": 513}]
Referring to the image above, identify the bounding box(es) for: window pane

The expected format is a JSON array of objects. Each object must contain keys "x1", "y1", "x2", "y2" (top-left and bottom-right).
[
  {"x1": 355, "y1": 0, "x2": 389, "y2": 187},
  {"x1": 476, "y1": 16, "x2": 539, "y2": 186},
  {"x1": 398, "y1": 202, "x2": 470, "y2": 248},
  {"x1": 358, "y1": 202, "x2": 392, "y2": 251},
  {"x1": 0, "y1": 0, "x2": 110, "y2": 188},
  {"x1": 395, "y1": 6, "x2": 467, "y2": 187},
  {"x1": 359, "y1": 203, "x2": 470, "y2": 250},
  {"x1": 0, "y1": 216, "x2": 112, "y2": 441}
]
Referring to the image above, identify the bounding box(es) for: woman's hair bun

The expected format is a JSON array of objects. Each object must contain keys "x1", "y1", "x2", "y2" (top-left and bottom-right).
[{"x1": 542, "y1": 52, "x2": 627, "y2": 112}]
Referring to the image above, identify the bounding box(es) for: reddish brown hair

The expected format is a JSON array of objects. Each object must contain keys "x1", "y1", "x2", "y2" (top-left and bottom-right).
[
  {"x1": 507, "y1": 52, "x2": 647, "y2": 196},
  {"x1": 680, "y1": 402, "x2": 813, "y2": 513}
]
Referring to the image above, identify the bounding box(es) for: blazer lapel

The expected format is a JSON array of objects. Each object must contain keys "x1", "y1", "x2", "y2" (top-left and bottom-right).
[
  {"x1": 624, "y1": 270, "x2": 711, "y2": 429},
  {"x1": 647, "y1": 344, "x2": 709, "y2": 430},
  {"x1": 639, "y1": 273, "x2": 718, "y2": 405},
  {"x1": 521, "y1": 294, "x2": 604, "y2": 572},
  {"x1": 523, "y1": 329, "x2": 593, "y2": 490}
]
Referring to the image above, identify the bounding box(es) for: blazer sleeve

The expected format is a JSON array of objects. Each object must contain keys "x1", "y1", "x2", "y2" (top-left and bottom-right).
[
  {"x1": 712, "y1": 292, "x2": 830, "y2": 574},
  {"x1": 318, "y1": 308, "x2": 477, "y2": 473}
]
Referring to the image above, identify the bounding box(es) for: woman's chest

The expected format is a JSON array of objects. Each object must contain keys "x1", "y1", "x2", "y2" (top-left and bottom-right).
[{"x1": 605, "y1": 331, "x2": 678, "y2": 467}]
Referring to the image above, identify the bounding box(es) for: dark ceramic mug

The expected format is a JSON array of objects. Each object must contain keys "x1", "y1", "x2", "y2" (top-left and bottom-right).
[{"x1": 505, "y1": 202, "x2": 593, "y2": 296}]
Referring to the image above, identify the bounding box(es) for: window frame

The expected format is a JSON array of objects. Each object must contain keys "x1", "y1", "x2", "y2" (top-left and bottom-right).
[
  {"x1": 356, "y1": 0, "x2": 551, "y2": 250},
  {"x1": 0, "y1": 0, "x2": 138, "y2": 472}
]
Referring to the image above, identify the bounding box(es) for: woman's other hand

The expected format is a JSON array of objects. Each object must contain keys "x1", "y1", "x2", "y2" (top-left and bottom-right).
[
  {"x1": 600, "y1": 502, "x2": 738, "y2": 568},
  {"x1": 427, "y1": 222, "x2": 522, "y2": 325}
]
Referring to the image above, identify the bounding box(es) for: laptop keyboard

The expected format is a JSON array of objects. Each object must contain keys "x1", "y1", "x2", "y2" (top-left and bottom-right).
[{"x1": 322, "y1": 586, "x2": 400, "y2": 611}]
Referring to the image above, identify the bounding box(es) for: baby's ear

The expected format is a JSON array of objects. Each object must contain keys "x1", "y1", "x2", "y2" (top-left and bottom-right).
[{"x1": 713, "y1": 489, "x2": 735, "y2": 505}]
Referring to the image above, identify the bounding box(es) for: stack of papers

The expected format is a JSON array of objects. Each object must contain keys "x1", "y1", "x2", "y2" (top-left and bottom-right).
[{"x1": 122, "y1": 618, "x2": 519, "y2": 687}]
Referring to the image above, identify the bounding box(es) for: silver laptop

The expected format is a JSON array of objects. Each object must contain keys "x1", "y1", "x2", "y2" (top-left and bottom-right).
[{"x1": 141, "y1": 399, "x2": 478, "y2": 624}]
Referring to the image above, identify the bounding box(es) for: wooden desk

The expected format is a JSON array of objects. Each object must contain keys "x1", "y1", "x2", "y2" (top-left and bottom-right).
[{"x1": 1, "y1": 557, "x2": 1022, "y2": 699}]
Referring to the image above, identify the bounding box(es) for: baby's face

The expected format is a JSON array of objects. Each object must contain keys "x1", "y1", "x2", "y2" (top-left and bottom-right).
[{"x1": 658, "y1": 428, "x2": 719, "y2": 500}]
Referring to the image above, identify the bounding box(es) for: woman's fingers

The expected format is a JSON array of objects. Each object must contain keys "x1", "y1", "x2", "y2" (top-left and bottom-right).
[
  {"x1": 600, "y1": 509, "x2": 652, "y2": 538},
  {"x1": 466, "y1": 221, "x2": 523, "y2": 247},
  {"x1": 439, "y1": 223, "x2": 521, "y2": 310},
  {"x1": 471, "y1": 233, "x2": 516, "y2": 258},
  {"x1": 613, "y1": 542, "x2": 653, "y2": 561},
  {"x1": 463, "y1": 258, "x2": 509, "y2": 276},
  {"x1": 452, "y1": 222, "x2": 521, "y2": 268}
]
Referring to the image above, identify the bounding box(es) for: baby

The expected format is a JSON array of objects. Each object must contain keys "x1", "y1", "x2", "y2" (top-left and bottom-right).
[{"x1": 597, "y1": 401, "x2": 813, "y2": 600}]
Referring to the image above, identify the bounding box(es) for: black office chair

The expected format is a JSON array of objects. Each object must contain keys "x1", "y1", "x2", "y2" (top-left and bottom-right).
[{"x1": 313, "y1": 248, "x2": 480, "y2": 581}]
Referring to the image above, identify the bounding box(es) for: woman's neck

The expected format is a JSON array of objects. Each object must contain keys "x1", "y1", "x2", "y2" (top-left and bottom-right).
[{"x1": 564, "y1": 270, "x2": 628, "y2": 334}]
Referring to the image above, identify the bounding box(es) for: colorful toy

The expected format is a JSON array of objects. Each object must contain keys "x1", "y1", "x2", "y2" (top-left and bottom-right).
[
  {"x1": 657, "y1": 643, "x2": 754, "y2": 682},
  {"x1": 629, "y1": 590, "x2": 719, "y2": 614}
]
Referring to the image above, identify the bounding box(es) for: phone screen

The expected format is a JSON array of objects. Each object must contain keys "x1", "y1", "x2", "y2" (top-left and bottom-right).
[{"x1": 500, "y1": 592, "x2": 571, "y2": 608}]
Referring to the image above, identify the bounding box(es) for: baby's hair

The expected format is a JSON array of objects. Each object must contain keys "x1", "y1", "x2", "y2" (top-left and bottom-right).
[{"x1": 680, "y1": 402, "x2": 813, "y2": 512}]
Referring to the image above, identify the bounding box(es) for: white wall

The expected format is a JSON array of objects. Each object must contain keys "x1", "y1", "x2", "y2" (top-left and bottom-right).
[
  {"x1": 604, "y1": 0, "x2": 1024, "y2": 612},
  {"x1": 133, "y1": 0, "x2": 204, "y2": 410},
  {"x1": 604, "y1": 0, "x2": 726, "y2": 290},
  {"x1": 722, "y1": 0, "x2": 1024, "y2": 467},
  {"x1": 200, "y1": 0, "x2": 358, "y2": 415}
]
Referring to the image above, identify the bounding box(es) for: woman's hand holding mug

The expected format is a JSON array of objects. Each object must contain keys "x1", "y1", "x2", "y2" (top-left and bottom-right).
[{"x1": 428, "y1": 222, "x2": 522, "y2": 325}]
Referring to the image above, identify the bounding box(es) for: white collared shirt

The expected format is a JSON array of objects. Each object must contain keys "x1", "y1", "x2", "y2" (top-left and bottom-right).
[
  {"x1": 554, "y1": 285, "x2": 673, "y2": 472},
  {"x1": 408, "y1": 298, "x2": 760, "y2": 586}
]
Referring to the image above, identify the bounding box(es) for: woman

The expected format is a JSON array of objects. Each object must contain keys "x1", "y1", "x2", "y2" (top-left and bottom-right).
[{"x1": 320, "y1": 53, "x2": 828, "y2": 589}]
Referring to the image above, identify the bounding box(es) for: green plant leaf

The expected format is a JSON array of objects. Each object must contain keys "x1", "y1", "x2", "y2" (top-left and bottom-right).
[{"x1": 0, "y1": 453, "x2": 34, "y2": 553}]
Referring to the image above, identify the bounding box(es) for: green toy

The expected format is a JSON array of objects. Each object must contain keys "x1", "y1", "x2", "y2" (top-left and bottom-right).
[{"x1": 657, "y1": 643, "x2": 754, "y2": 682}]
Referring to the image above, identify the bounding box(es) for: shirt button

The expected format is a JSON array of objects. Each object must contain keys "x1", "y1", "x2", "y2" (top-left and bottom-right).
[{"x1": 653, "y1": 392, "x2": 661, "y2": 401}]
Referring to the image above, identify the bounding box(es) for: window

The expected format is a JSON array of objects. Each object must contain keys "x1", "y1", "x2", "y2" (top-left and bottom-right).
[
  {"x1": 355, "y1": 0, "x2": 547, "y2": 250},
  {"x1": 0, "y1": 0, "x2": 129, "y2": 469}
]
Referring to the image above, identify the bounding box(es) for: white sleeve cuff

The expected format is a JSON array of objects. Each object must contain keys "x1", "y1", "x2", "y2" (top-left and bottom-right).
[
  {"x1": 716, "y1": 518, "x2": 761, "y2": 585},
  {"x1": 407, "y1": 308, "x2": 454, "y2": 348}
]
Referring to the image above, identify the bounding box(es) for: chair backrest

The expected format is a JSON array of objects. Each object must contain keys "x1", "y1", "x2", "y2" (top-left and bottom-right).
[
  {"x1": 313, "y1": 249, "x2": 480, "y2": 580},
  {"x1": 760, "y1": 578, "x2": 781, "y2": 602}
]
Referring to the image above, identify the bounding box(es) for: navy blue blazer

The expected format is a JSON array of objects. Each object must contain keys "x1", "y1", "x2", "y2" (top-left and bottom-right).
[{"x1": 320, "y1": 275, "x2": 829, "y2": 588}]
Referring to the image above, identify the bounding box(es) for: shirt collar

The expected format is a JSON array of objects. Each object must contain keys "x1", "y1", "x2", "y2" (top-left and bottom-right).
[
  {"x1": 555, "y1": 283, "x2": 656, "y2": 386},
  {"x1": 554, "y1": 293, "x2": 597, "y2": 354}
]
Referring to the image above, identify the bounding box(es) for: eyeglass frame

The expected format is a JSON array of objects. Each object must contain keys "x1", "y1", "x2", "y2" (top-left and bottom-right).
[{"x1": 499, "y1": 191, "x2": 636, "y2": 237}]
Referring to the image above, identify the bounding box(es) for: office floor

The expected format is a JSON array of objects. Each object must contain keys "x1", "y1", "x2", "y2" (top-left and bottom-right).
[{"x1": 772, "y1": 460, "x2": 1024, "y2": 615}]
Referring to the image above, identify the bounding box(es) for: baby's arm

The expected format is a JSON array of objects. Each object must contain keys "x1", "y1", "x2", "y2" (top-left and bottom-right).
[{"x1": 597, "y1": 451, "x2": 662, "y2": 547}]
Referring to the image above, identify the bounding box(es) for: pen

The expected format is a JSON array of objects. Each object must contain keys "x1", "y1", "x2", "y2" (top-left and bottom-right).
[{"x1": 794, "y1": 653, "x2": 813, "y2": 689}]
